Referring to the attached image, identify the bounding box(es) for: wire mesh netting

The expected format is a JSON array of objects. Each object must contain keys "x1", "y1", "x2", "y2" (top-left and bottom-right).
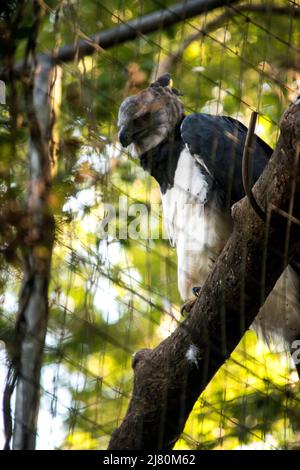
[{"x1": 1, "y1": 0, "x2": 300, "y2": 450}]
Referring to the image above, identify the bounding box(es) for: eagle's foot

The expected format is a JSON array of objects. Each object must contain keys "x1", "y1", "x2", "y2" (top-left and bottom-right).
[
  {"x1": 180, "y1": 298, "x2": 196, "y2": 316},
  {"x1": 180, "y1": 286, "x2": 202, "y2": 316}
]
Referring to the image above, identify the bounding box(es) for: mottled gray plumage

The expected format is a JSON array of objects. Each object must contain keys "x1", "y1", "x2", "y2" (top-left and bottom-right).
[{"x1": 118, "y1": 80, "x2": 184, "y2": 157}]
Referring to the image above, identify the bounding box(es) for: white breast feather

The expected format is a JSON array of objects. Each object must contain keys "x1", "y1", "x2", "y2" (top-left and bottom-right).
[
  {"x1": 161, "y1": 148, "x2": 230, "y2": 300},
  {"x1": 161, "y1": 148, "x2": 210, "y2": 248}
]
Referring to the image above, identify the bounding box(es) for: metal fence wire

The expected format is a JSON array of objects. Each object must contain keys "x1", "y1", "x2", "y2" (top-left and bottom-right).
[{"x1": 0, "y1": 0, "x2": 300, "y2": 450}]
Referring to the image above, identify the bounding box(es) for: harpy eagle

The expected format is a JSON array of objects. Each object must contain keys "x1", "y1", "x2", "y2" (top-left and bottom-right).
[{"x1": 118, "y1": 74, "x2": 300, "y2": 364}]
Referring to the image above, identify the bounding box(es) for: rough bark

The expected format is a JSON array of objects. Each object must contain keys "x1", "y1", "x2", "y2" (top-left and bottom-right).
[
  {"x1": 0, "y1": 0, "x2": 239, "y2": 80},
  {"x1": 108, "y1": 100, "x2": 300, "y2": 450},
  {"x1": 0, "y1": 0, "x2": 239, "y2": 450},
  {"x1": 11, "y1": 57, "x2": 57, "y2": 450}
]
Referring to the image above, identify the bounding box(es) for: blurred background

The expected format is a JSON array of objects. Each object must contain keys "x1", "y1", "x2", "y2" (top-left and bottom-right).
[{"x1": 0, "y1": 0, "x2": 300, "y2": 450}]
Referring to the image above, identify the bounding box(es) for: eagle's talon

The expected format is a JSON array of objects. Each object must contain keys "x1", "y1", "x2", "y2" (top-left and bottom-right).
[
  {"x1": 181, "y1": 286, "x2": 202, "y2": 315},
  {"x1": 180, "y1": 298, "x2": 197, "y2": 316}
]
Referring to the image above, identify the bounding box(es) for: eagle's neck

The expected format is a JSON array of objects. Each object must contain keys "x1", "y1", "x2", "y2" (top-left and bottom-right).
[{"x1": 139, "y1": 119, "x2": 185, "y2": 194}]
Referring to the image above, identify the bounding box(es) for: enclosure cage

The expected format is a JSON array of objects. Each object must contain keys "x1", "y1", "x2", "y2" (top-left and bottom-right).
[{"x1": 0, "y1": 0, "x2": 300, "y2": 451}]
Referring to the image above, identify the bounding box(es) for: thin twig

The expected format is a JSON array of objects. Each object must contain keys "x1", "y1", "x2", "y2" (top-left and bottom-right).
[
  {"x1": 242, "y1": 111, "x2": 267, "y2": 222},
  {"x1": 270, "y1": 204, "x2": 300, "y2": 227},
  {"x1": 154, "y1": 4, "x2": 300, "y2": 77}
]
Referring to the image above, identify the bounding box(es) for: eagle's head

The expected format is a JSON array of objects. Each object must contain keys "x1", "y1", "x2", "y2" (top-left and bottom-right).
[{"x1": 118, "y1": 74, "x2": 184, "y2": 158}]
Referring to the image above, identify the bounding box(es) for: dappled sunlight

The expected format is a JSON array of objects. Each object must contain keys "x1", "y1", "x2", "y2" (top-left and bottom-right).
[{"x1": 1, "y1": 0, "x2": 300, "y2": 451}]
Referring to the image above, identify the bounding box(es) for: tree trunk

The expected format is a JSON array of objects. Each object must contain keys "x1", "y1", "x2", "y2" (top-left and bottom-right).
[
  {"x1": 108, "y1": 100, "x2": 300, "y2": 450},
  {"x1": 12, "y1": 57, "x2": 57, "y2": 450}
]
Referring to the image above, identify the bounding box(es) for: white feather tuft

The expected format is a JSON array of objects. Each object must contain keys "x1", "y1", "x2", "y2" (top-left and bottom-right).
[{"x1": 186, "y1": 344, "x2": 200, "y2": 367}]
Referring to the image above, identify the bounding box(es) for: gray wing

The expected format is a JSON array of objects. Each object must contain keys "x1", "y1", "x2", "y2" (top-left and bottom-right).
[{"x1": 181, "y1": 113, "x2": 273, "y2": 208}]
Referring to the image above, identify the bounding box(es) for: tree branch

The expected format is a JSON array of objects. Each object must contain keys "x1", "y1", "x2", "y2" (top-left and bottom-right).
[
  {"x1": 2, "y1": 50, "x2": 58, "y2": 449},
  {"x1": 0, "y1": 0, "x2": 239, "y2": 81},
  {"x1": 153, "y1": 4, "x2": 300, "y2": 78},
  {"x1": 108, "y1": 99, "x2": 300, "y2": 450},
  {"x1": 11, "y1": 56, "x2": 57, "y2": 450}
]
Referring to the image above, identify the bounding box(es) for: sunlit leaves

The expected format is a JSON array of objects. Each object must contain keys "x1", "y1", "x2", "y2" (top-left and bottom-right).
[{"x1": 1, "y1": 0, "x2": 300, "y2": 450}]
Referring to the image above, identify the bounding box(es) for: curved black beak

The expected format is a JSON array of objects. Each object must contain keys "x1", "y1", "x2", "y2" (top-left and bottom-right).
[{"x1": 119, "y1": 126, "x2": 132, "y2": 147}]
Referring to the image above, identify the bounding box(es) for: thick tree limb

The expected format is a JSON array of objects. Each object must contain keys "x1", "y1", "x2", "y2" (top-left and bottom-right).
[
  {"x1": 1, "y1": 0, "x2": 239, "y2": 449},
  {"x1": 0, "y1": 0, "x2": 239, "y2": 81},
  {"x1": 108, "y1": 100, "x2": 300, "y2": 450}
]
